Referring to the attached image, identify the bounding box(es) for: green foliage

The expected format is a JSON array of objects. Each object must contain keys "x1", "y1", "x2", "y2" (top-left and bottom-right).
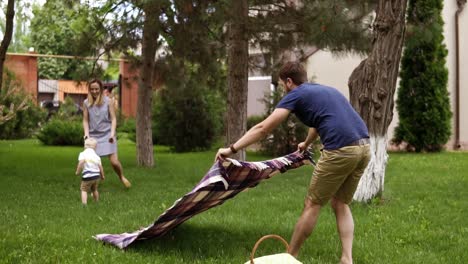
[
  {"x1": 29, "y1": 0, "x2": 100, "y2": 80},
  {"x1": 36, "y1": 96, "x2": 83, "y2": 146},
  {"x1": 55, "y1": 96, "x2": 82, "y2": 121},
  {"x1": 102, "y1": 62, "x2": 120, "y2": 82},
  {"x1": 6, "y1": 1, "x2": 32, "y2": 53},
  {"x1": 394, "y1": 0, "x2": 451, "y2": 152},
  {"x1": 152, "y1": 61, "x2": 225, "y2": 152},
  {"x1": 258, "y1": 87, "x2": 309, "y2": 156},
  {"x1": 36, "y1": 118, "x2": 83, "y2": 146},
  {"x1": 117, "y1": 117, "x2": 136, "y2": 142},
  {"x1": 117, "y1": 117, "x2": 136, "y2": 134},
  {"x1": 0, "y1": 71, "x2": 47, "y2": 139}
]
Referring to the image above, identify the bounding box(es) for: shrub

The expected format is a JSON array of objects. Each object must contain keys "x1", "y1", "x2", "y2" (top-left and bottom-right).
[
  {"x1": 117, "y1": 117, "x2": 136, "y2": 142},
  {"x1": 56, "y1": 96, "x2": 82, "y2": 120},
  {"x1": 258, "y1": 87, "x2": 309, "y2": 156},
  {"x1": 394, "y1": 0, "x2": 451, "y2": 152},
  {"x1": 37, "y1": 96, "x2": 84, "y2": 146},
  {"x1": 0, "y1": 70, "x2": 47, "y2": 139},
  {"x1": 37, "y1": 118, "x2": 83, "y2": 146},
  {"x1": 117, "y1": 117, "x2": 136, "y2": 134},
  {"x1": 152, "y1": 63, "x2": 225, "y2": 152}
]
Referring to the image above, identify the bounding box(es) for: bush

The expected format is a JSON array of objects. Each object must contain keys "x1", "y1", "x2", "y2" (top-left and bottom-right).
[
  {"x1": 37, "y1": 118, "x2": 83, "y2": 146},
  {"x1": 393, "y1": 0, "x2": 451, "y2": 152},
  {"x1": 0, "y1": 70, "x2": 47, "y2": 139},
  {"x1": 258, "y1": 87, "x2": 309, "y2": 156},
  {"x1": 117, "y1": 118, "x2": 136, "y2": 134},
  {"x1": 152, "y1": 63, "x2": 225, "y2": 152},
  {"x1": 56, "y1": 96, "x2": 82, "y2": 120},
  {"x1": 37, "y1": 96, "x2": 85, "y2": 146},
  {"x1": 117, "y1": 117, "x2": 136, "y2": 142}
]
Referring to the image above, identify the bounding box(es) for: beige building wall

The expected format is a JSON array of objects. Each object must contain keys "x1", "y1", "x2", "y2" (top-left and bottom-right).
[
  {"x1": 247, "y1": 76, "x2": 272, "y2": 117},
  {"x1": 444, "y1": 1, "x2": 468, "y2": 149},
  {"x1": 460, "y1": 7, "x2": 468, "y2": 149}
]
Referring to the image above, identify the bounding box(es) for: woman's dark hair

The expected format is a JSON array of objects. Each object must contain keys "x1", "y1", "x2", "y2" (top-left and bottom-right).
[{"x1": 279, "y1": 62, "x2": 307, "y2": 85}]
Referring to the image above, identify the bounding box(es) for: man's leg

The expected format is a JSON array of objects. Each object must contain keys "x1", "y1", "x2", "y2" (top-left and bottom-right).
[
  {"x1": 288, "y1": 198, "x2": 322, "y2": 257},
  {"x1": 109, "y1": 153, "x2": 131, "y2": 188},
  {"x1": 331, "y1": 197, "x2": 354, "y2": 264}
]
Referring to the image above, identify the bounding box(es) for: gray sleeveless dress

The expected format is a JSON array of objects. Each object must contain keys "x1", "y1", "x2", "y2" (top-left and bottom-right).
[{"x1": 84, "y1": 96, "x2": 117, "y2": 156}]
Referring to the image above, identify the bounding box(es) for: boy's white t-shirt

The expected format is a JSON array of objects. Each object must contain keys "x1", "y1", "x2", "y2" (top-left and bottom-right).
[{"x1": 78, "y1": 148, "x2": 101, "y2": 179}]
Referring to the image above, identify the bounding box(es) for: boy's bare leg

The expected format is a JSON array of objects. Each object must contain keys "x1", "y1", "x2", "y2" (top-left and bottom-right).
[
  {"x1": 109, "y1": 153, "x2": 131, "y2": 188},
  {"x1": 289, "y1": 198, "x2": 322, "y2": 257},
  {"x1": 81, "y1": 191, "x2": 88, "y2": 205},
  {"x1": 92, "y1": 190, "x2": 99, "y2": 202},
  {"x1": 331, "y1": 197, "x2": 354, "y2": 264}
]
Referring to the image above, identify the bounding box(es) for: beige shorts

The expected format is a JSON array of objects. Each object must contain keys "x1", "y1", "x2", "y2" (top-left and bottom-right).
[
  {"x1": 307, "y1": 144, "x2": 370, "y2": 205},
  {"x1": 80, "y1": 179, "x2": 99, "y2": 192}
]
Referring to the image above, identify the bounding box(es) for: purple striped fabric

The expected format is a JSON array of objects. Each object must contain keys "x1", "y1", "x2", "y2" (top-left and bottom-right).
[{"x1": 94, "y1": 151, "x2": 314, "y2": 249}]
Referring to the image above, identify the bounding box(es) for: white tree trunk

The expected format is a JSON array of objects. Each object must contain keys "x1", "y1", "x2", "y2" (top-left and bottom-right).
[
  {"x1": 348, "y1": 0, "x2": 407, "y2": 202},
  {"x1": 353, "y1": 134, "x2": 389, "y2": 202}
]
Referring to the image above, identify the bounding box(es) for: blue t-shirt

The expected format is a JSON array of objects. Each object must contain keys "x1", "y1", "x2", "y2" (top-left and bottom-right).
[{"x1": 276, "y1": 83, "x2": 369, "y2": 150}]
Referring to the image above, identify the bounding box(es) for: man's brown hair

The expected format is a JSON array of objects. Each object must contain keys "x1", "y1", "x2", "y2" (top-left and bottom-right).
[{"x1": 279, "y1": 61, "x2": 307, "y2": 85}]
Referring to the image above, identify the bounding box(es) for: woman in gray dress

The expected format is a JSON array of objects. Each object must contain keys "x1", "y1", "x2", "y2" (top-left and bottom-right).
[{"x1": 83, "y1": 79, "x2": 131, "y2": 188}]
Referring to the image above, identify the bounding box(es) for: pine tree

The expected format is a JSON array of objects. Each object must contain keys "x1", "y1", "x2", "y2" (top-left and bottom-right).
[{"x1": 394, "y1": 0, "x2": 451, "y2": 152}]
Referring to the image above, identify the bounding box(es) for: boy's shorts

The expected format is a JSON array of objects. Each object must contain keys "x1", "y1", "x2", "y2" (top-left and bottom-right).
[
  {"x1": 307, "y1": 144, "x2": 370, "y2": 205},
  {"x1": 81, "y1": 179, "x2": 99, "y2": 192}
]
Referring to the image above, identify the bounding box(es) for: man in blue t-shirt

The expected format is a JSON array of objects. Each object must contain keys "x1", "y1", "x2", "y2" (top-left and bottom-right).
[{"x1": 215, "y1": 62, "x2": 370, "y2": 264}]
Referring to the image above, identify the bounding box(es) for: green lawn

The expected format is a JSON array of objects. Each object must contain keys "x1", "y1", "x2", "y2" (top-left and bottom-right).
[{"x1": 0, "y1": 139, "x2": 467, "y2": 263}]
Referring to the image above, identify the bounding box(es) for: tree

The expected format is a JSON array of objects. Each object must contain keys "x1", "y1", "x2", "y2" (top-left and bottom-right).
[
  {"x1": 393, "y1": 0, "x2": 451, "y2": 152},
  {"x1": 135, "y1": 1, "x2": 161, "y2": 167},
  {"x1": 226, "y1": 0, "x2": 249, "y2": 160},
  {"x1": 0, "y1": 0, "x2": 29, "y2": 125},
  {"x1": 348, "y1": 0, "x2": 408, "y2": 202},
  {"x1": 29, "y1": 0, "x2": 96, "y2": 80},
  {"x1": 0, "y1": 0, "x2": 15, "y2": 92}
]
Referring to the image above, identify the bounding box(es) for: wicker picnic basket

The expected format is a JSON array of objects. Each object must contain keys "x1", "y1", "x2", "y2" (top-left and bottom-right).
[{"x1": 244, "y1": 235, "x2": 302, "y2": 264}]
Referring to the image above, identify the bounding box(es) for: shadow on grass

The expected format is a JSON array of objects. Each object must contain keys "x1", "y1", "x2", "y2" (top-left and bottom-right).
[{"x1": 125, "y1": 222, "x2": 291, "y2": 259}]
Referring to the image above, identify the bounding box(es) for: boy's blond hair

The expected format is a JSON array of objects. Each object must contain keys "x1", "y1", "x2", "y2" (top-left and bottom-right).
[{"x1": 84, "y1": 138, "x2": 97, "y2": 149}]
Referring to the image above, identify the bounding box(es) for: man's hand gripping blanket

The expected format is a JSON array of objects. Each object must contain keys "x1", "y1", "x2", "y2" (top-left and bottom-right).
[{"x1": 94, "y1": 151, "x2": 315, "y2": 249}]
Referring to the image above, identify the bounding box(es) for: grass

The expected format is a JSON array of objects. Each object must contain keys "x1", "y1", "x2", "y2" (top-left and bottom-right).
[{"x1": 0, "y1": 139, "x2": 467, "y2": 263}]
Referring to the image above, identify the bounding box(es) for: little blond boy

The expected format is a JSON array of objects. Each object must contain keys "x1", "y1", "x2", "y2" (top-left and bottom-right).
[{"x1": 75, "y1": 138, "x2": 105, "y2": 205}]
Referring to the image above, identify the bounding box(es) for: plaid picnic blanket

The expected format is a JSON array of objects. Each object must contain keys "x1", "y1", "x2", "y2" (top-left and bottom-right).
[{"x1": 94, "y1": 151, "x2": 314, "y2": 249}]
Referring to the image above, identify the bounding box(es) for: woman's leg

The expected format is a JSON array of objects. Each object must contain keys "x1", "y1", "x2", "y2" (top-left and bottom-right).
[{"x1": 109, "y1": 153, "x2": 131, "y2": 187}]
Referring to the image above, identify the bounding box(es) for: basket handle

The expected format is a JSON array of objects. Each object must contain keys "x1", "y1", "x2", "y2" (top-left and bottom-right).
[{"x1": 250, "y1": 234, "x2": 290, "y2": 264}]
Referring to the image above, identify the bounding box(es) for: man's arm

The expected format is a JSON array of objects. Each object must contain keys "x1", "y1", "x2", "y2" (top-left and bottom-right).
[
  {"x1": 298, "y1": 127, "x2": 318, "y2": 151},
  {"x1": 215, "y1": 108, "x2": 290, "y2": 160}
]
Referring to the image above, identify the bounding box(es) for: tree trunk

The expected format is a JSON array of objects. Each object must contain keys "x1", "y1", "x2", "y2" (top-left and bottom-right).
[
  {"x1": 0, "y1": 0, "x2": 15, "y2": 91},
  {"x1": 226, "y1": 0, "x2": 249, "y2": 161},
  {"x1": 348, "y1": 0, "x2": 407, "y2": 202},
  {"x1": 136, "y1": 6, "x2": 159, "y2": 167}
]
